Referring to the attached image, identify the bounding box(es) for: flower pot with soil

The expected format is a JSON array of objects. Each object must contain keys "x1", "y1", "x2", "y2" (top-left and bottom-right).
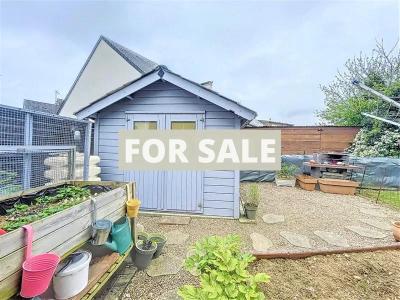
[
  {"x1": 296, "y1": 174, "x2": 318, "y2": 191},
  {"x1": 392, "y1": 221, "x2": 400, "y2": 242},
  {"x1": 276, "y1": 163, "x2": 298, "y2": 187},
  {"x1": 243, "y1": 183, "x2": 261, "y2": 220},
  {"x1": 133, "y1": 239, "x2": 157, "y2": 270},
  {"x1": 149, "y1": 233, "x2": 167, "y2": 259}
]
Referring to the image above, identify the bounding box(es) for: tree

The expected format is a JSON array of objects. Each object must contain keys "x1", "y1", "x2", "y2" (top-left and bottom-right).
[{"x1": 317, "y1": 41, "x2": 400, "y2": 127}]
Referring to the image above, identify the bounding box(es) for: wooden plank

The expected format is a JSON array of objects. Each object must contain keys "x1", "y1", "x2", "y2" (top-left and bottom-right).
[
  {"x1": 70, "y1": 252, "x2": 120, "y2": 300},
  {"x1": 0, "y1": 187, "x2": 126, "y2": 259},
  {"x1": 0, "y1": 195, "x2": 126, "y2": 282},
  {"x1": 0, "y1": 206, "x2": 125, "y2": 300},
  {"x1": 204, "y1": 177, "x2": 234, "y2": 187}
]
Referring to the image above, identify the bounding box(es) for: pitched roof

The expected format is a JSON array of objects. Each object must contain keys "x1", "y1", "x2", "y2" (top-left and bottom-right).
[
  {"x1": 75, "y1": 66, "x2": 257, "y2": 121},
  {"x1": 101, "y1": 36, "x2": 158, "y2": 74},
  {"x1": 23, "y1": 99, "x2": 63, "y2": 114}
]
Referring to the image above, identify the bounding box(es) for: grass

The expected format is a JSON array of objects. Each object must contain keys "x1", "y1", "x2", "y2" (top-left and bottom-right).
[{"x1": 359, "y1": 188, "x2": 400, "y2": 210}]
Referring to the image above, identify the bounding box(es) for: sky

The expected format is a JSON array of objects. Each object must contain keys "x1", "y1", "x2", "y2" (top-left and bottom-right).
[{"x1": 0, "y1": 0, "x2": 399, "y2": 125}]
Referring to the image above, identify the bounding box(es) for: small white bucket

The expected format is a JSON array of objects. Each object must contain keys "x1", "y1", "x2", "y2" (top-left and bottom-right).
[{"x1": 53, "y1": 251, "x2": 92, "y2": 299}]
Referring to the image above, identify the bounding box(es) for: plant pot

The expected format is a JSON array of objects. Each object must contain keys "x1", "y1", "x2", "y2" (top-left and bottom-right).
[
  {"x1": 126, "y1": 199, "x2": 141, "y2": 218},
  {"x1": 296, "y1": 175, "x2": 318, "y2": 191},
  {"x1": 244, "y1": 204, "x2": 258, "y2": 220},
  {"x1": 149, "y1": 233, "x2": 167, "y2": 259},
  {"x1": 133, "y1": 240, "x2": 157, "y2": 270},
  {"x1": 318, "y1": 178, "x2": 359, "y2": 195},
  {"x1": 275, "y1": 178, "x2": 296, "y2": 187},
  {"x1": 392, "y1": 221, "x2": 400, "y2": 242}
]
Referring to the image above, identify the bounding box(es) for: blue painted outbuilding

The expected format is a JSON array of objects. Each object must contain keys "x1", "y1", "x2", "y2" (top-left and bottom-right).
[{"x1": 73, "y1": 38, "x2": 256, "y2": 218}]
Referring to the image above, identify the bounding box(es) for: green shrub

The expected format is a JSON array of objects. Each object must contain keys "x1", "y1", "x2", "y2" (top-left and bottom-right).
[
  {"x1": 276, "y1": 163, "x2": 298, "y2": 179},
  {"x1": 178, "y1": 235, "x2": 269, "y2": 300}
]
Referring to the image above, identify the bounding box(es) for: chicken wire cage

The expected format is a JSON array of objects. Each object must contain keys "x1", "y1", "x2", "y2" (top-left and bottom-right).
[{"x1": 0, "y1": 105, "x2": 91, "y2": 196}]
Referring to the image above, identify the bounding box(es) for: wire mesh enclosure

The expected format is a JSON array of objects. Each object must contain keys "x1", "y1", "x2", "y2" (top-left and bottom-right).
[{"x1": 0, "y1": 105, "x2": 91, "y2": 196}]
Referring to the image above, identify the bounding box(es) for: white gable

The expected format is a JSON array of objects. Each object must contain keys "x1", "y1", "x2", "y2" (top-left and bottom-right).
[{"x1": 59, "y1": 40, "x2": 141, "y2": 117}]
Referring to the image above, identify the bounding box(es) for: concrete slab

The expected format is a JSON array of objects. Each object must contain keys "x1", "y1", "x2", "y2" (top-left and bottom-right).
[
  {"x1": 157, "y1": 289, "x2": 181, "y2": 300},
  {"x1": 346, "y1": 225, "x2": 387, "y2": 239},
  {"x1": 360, "y1": 208, "x2": 387, "y2": 218},
  {"x1": 250, "y1": 232, "x2": 273, "y2": 251},
  {"x1": 159, "y1": 216, "x2": 191, "y2": 225},
  {"x1": 262, "y1": 214, "x2": 285, "y2": 224},
  {"x1": 146, "y1": 255, "x2": 184, "y2": 277},
  {"x1": 314, "y1": 230, "x2": 349, "y2": 247},
  {"x1": 280, "y1": 231, "x2": 312, "y2": 249},
  {"x1": 165, "y1": 230, "x2": 189, "y2": 245},
  {"x1": 360, "y1": 219, "x2": 392, "y2": 231}
]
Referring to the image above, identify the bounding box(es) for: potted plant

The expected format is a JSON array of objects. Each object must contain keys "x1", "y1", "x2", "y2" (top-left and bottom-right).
[
  {"x1": 276, "y1": 163, "x2": 298, "y2": 187},
  {"x1": 393, "y1": 221, "x2": 400, "y2": 242},
  {"x1": 149, "y1": 233, "x2": 167, "y2": 259},
  {"x1": 133, "y1": 238, "x2": 157, "y2": 270},
  {"x1": 243, "y1": 183, "x2": 261, "y2": 220}
]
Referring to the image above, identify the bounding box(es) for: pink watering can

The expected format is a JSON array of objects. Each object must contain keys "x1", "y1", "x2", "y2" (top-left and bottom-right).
[{"x1": 20, "y1": 225, "x2": 60, "y2": 298}]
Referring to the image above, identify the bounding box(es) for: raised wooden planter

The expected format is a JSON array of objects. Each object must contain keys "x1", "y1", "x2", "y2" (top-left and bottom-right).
[
  {"x1": 296, "y1": 175, "x2": 318, "y2": 191},
  {"x1": 0, "y1": 180, "x2": 133, "y2": 300},
  {"x1": 318, "y1": 178, "x2": 359, "y2": 195}
]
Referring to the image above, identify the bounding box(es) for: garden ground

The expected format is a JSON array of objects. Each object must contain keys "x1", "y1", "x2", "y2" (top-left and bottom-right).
[{"x1": 97, "y1": 183, "x2": 400, "y2": 299}]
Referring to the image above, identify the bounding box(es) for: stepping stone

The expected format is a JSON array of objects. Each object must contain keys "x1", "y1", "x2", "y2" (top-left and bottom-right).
[
  {"x1": 165, "y1": 230, "x2": 189, "y2": 245},
  {"x1": 136, "y1": 223, "x2": 144, "y2": 233},
  {"x1": 280, "y1": 231, "x2": 312, "y2": 249},
  {"x1": 250, "y1": 233, "x2": 273, "y2": 251},
  {"x1": 360, "y1": 219, "x2": 392, "y2": 231},
  {"x1": 262, "y1": 214, "x2": 285, "y2": 224},
  {"x1": 146, "y1": 255, "x2": 184, "y2": 277},
  {"x1": 346, "y1": 226, "x2": 387, "y2": 239},
  {"x1": 360, "y1": 208, "x2": 387, "y2": 218},
  {"x1": 157, "y1": 289, "x2": 180, "y2": 300},
  {"x1": 159, "y1": 216, "x2": 191, "y2": 225},
  {"x1": 314, "y1": 230, "x2": 349, "y2": 247}
]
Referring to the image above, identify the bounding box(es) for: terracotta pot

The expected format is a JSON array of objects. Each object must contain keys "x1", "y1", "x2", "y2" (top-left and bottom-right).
[
  {"x1": 296, "y1": 175, "x2": 317, "y2": 191},
  {"x1": 126, "y1": 199, "x2": 141, "y2": 218},
  {"x1": 318, "y1": 179, "x2": 359, "y2": 195},
  {"x1": 393, "y1": 221, "x2": 400, "y2": 242}
]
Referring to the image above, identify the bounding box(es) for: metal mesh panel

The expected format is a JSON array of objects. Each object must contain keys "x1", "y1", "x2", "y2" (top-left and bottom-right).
[{"x1": 0, "y1": 105, "x2": 90, "y2": 196}]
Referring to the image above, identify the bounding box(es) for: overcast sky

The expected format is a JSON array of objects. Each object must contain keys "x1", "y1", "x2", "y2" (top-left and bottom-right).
[{"x1": 0, "y1": 0, "x2": 399, "y2": 124}]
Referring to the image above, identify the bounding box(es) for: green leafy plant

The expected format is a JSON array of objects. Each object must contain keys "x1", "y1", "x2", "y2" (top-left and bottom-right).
[
  {"x1": 178, "y1": 235, "x2": 269, "y2": 300},
  {"x1": 276, "y1": 163, "x2": 298, "y2": 179},
  {"x1": 244, "y1": 183, "x2": 261, "y2": 208}
]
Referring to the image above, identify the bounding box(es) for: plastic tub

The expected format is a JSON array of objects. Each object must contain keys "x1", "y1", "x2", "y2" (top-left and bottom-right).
[{"x1": 53, "y1": 251, "x2": 92, "y2": 299}]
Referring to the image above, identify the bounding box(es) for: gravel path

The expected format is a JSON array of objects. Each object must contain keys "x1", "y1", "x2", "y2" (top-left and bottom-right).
[{"x1": 116, "y1": 183, "x2": 400, "y2": 299}]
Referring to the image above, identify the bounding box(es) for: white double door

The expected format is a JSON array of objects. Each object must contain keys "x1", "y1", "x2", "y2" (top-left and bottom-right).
[{"x1": 126, "y1": 113, "x2": 204, "y2": 213}]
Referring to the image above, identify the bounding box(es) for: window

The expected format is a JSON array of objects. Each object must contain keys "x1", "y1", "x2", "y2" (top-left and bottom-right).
[
  {"x1": 133, "y1": 121, "x2": 157, "y2": 130},
  {"x1": 171, "y1": 121, "x2": 196, "y2": 130}
]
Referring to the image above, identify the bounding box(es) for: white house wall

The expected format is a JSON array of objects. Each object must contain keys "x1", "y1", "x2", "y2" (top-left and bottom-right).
[
  {"x1": 95, "y1": 80, "x2": 240, "y2": 218},
  {"x1": 60, "y1": 40, "x2": 142, "y2": 117}
]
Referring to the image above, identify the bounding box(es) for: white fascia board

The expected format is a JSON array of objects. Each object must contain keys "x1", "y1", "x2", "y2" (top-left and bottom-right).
[
  {"x1": 75, "y1": 71, "x2": 160, "y2": 119},
  {"x1": 162, "y1": 72, "x2": 257, "y2": 120}
]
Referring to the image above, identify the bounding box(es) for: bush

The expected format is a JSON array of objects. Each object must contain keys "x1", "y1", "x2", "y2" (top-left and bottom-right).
[
  {"x1": 178, "y1": 235, "x2": 270, "y2": 300},
  {"x1": 244, "y1": 183, "x2": 261, "y2": 208},
  {"x1": 276, "y1": 163, "x2": 298, "y2": 179},
  {"x1": 348, "y1": 128, "x2": 400, "y2": 157}
]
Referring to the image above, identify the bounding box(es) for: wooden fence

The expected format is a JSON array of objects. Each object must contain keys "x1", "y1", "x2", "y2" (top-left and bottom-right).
[{"x1": 249, "y1": 126, "x2": 360, "y2": 155}]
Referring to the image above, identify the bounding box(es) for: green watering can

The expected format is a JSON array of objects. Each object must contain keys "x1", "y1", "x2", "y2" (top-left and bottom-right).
[{"x1": 104, "y1": 217, "x2": 132, "y2": 254}]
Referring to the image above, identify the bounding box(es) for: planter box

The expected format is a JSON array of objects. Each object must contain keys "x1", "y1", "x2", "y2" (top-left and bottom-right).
[
  {"x1": 275, "y1": 178, "x2": 296, "y2": 187},
  {"x1": 318, "y1": 178, "x2": 359, "y2": 195},
  {"x1": 0, "y1": 180, "x2": 133, "y2": 300},
  {"x1": 296, "y1": 175, "x2": 318, "y2": 191}
]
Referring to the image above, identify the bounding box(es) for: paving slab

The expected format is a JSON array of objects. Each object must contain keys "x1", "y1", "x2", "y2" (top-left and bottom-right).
[
  {"x1": 360, "y1": 218, "x2": 392, "y2": 231},
  {"x1": 146, "y1": 255, "x2": 184, "y2": 277},
  {"x1": 314, "y1": 230, "x2": 349, "y2": 247},
  {"x1": 262, "y1": 214, "x2": 285, "y2": 224},
  {"x1": 159, "y1": 216, "x2": 191, "y2": 225},
  {"x1": 250, "y1": 232, "x2": 273, "y2": 251},
  {"x1": 165, "y1": 230, "x2": 190, "y2": 245},
  {"x1": 157, "y1": 289, "x2": 180, "y2": 300},
  {"x1": 359, "y1": 208, "x2": 387, "y2": 218},
  {"x1": 346, "y1": 226, "x2": 387, "y2": 239},
  {"x1": 280, "y1": 231, "x2": 312, "y2": 249}
]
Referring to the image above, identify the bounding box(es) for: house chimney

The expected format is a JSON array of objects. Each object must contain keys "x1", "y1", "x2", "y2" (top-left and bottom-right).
[{"x1": 201, "y1": 81, "x2": 213, "y2": 89}]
